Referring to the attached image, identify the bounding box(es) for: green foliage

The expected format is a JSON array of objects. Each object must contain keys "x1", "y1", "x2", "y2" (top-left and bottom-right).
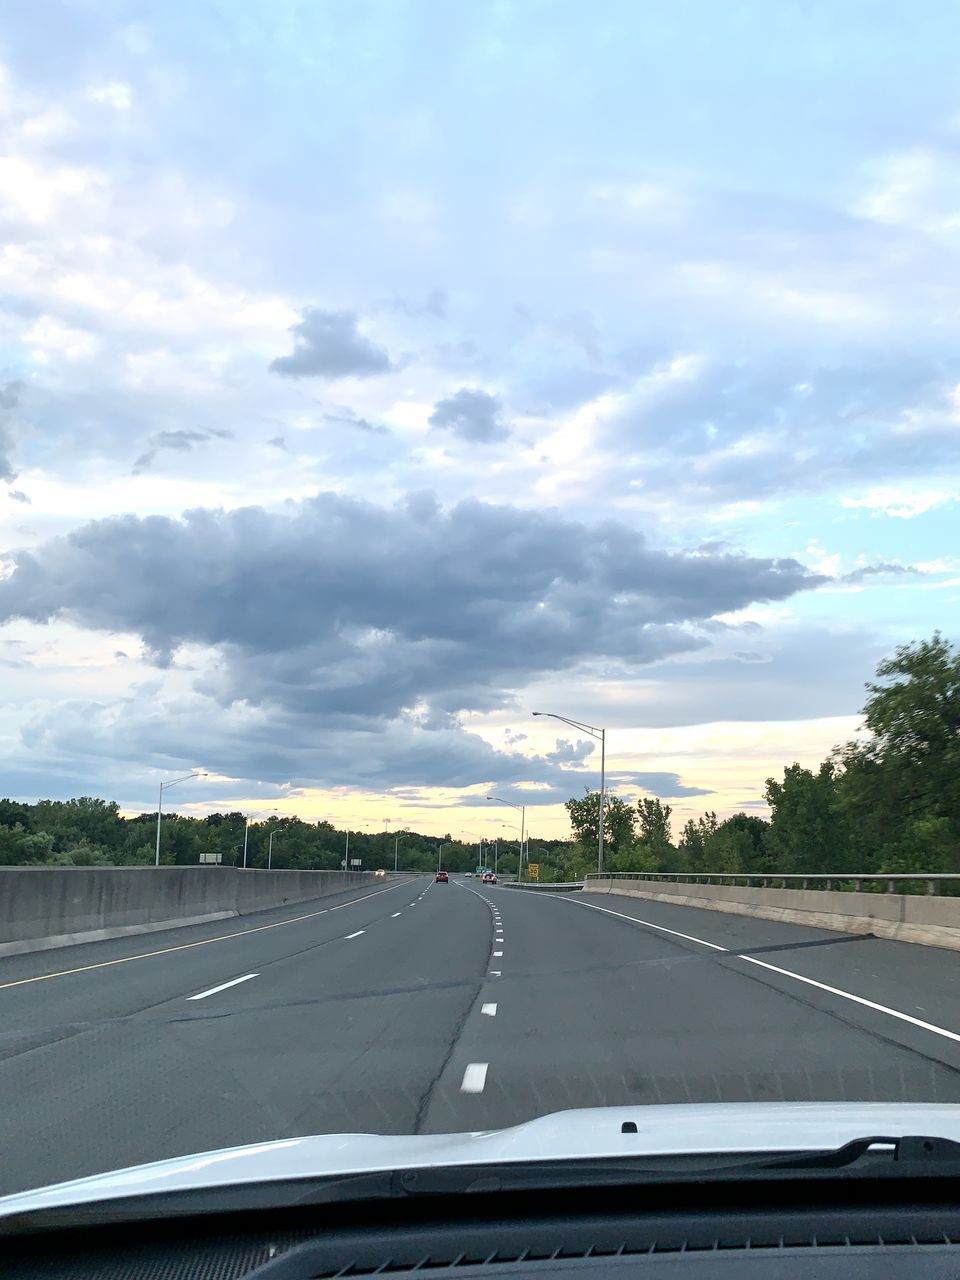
[
  {"x1": 564, "y1": 790, "x2": 635, "y2": 856},
  {"x1": 0, "y1": 636, "x2": 952, "y2": 882}
]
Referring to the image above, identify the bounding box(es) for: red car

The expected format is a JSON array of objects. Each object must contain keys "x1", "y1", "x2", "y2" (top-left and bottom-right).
[
  {"x1": 435, "y1": 870, "x2": 448, "y2": 883},
  {"x1": 481, "y1": 872, "x2": 497, "y2": 884}
]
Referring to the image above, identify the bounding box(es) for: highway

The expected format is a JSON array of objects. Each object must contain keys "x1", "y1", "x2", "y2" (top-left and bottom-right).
[{"x1": 2, "y1": 874, "x2": 960, "y2": 1195}]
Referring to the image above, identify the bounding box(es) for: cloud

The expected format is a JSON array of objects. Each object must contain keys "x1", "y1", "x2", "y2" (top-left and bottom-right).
[
  {"x1": 270, "y1": 309, "x2": 393, "y2": 379},
  {"x1": 840, "y1": 487, "x2": 958, "y2": 519},
  {"x1": 587, "y1": 356, "x2": 960, "y2": 508},
  {"x1": 132, "y1": 428, "x2": 232, "y2": 473},
  {"x1": 0, "y1": 382, "x2": 21, "y2": 484},
  {"x1": 544, "y1": 737, "x2": 595, "y2": 768},
  {"x1": 838, "y1": 562, "x2": 918, "y2": 585},
  {"x1": 324, "y1": 407, "x2": 390, "y2": 435},
  {"x1": 429, "y1": 388, "x2": 511, "y2": 443},
  {"x1": 87, "y1": 81, "x2": 133, "y2": 111},
  {"x1": 392, "y1": 289, "x2": 448, "y2": 318},
  {"x1": 0, "y1": 493, "x2": 823, "y2": 786},
  {"x1": 8, "y1": 490, "x2": 31, "y2": 505}
]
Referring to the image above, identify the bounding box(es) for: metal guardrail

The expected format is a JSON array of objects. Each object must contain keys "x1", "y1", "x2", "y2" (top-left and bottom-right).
[
  {"x1": 501, "y1": 880, "x2": 584, "y2": 891},
  {"x1": 584, "y1": 871, "x2": 959, "y2": 896}
]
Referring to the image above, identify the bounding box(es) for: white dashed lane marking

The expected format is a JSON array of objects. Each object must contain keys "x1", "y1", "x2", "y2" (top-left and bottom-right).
[
  {"x1": 481, "y1": 1003, "x2": 497, "y2": 1017},
  {"x1": 461, "y1": 1063, "x2": 488, "y2": 1093},
  {"x1": 187, "y1": 973, "x2": 259, "y2": 1001},
  {"x1": 343, "y1": 931, "x2": 365, "y2": 940}
]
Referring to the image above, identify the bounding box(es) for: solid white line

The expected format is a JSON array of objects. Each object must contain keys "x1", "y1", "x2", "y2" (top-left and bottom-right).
[
  {"x1": 493, "y1": 950, "x2": 503, "y2": 956},
  {"x1": 570, "y1": 897, "x2": 960, "y2": 1046},
  {"x1": 481, "y1": 1003, "x2": 497, "y2": 1017},
  {"x1": 391, "y1": 912, "x2": 402, "y2": 918},
  {"x1": 461, "y1": 1063, "x2": 488, "y2": 1093},
  {"x1": 739, "y1": 954, "x2": 960, "y2": 1045},
  {"x1": 187, "y1": 973, "x2": 258, "y2": 1001},
  {"x1": 571, "y1": 898, "x2": 727, "y2": 951},
  {"x1": 343, "y1": 930, "x2": 365, "y2": 940}
]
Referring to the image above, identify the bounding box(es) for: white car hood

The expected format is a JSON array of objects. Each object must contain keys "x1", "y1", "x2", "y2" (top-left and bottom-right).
[{"x1": 2, "y1": 1101, "x2": 959, "y2": 1219}]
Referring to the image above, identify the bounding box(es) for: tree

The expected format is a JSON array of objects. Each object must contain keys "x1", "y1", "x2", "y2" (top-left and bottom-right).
[
  {"x1": 634, "y1": 797, "x2": 676, "y2": 868},
  {"x1": 764, "y1": 762, "x2": 852, "y2": 873},
  {"x1": 564, "y1": 789, "x2": 635, "y2": 855}
]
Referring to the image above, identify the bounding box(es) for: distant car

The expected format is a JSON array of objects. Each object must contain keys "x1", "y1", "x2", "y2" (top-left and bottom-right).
[
  {"x1": 481, "y1": 872, "x2": 497, "y2": 884},
  {"x1": 374, "y1": 869, "x2": 386, "y2": 877},
  {"x1": 435, "y1": 870, "x2": 448, "y2": 883},
  {"x1": 464, "y1": 872, "x2": 472, "y2": 877}
]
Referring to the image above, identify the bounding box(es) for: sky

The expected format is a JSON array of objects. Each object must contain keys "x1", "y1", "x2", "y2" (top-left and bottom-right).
[{"x1": 0, "y1": 0, "x2": 957, "y2": 843}]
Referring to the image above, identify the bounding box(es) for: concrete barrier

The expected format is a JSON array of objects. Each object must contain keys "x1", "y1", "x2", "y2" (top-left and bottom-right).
[
  {"x1": 585, "y1": 878, "x2": 960, "y2": 952},
  {"x1": 0, "y1": 867, "x2": 390, "y2": 958}
]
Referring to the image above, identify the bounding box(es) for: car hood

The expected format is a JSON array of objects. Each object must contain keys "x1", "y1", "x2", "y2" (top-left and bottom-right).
[{"x1": 3, "y1": 1101, "x2": 960, "y2": 1218}]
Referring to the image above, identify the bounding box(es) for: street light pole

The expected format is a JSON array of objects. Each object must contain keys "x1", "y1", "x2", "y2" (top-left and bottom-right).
[
  {"x1": 155, "y1": 772, "x2": 205, "y2": 866},
  {"x1": 393, "y1": 828, "x2": 410, "y2": 873},
  {"x1": 242, "y1": 809, "x2": 278, "y2": 869},
  {"x1": 488, "y1": 796, "x2": 525, "y2": 880},
  {"x1": 533, "y1": 711, "x2": 607, "y2": 876},
  {"x1": 268, "y1": 828, "x2": 281, "y2": 870}
]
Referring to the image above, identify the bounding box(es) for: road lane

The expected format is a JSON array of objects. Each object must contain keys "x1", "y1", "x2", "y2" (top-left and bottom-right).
[
  {"x1": 0, "y1": 875, "x2": 491, "y2": 1193},
  {"x1": 0, "y1": 876, "x2": 418, "y2": 1039},
  {"x1": 5, "y1": 876, "x2": 960, "y2": 1196},
  {"x1": 418, "y1": 882, "x2": 960, "y2": 1133}
]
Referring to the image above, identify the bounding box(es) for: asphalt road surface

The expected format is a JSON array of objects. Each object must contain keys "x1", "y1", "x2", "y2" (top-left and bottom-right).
[{"x1": 3, "y1": 874, "x2": 960, "y2": 1194}]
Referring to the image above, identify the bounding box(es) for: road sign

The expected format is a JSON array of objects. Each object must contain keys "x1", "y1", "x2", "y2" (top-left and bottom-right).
[
  {"x1": 350, "y1": 858, "x2": 362, "y2": 867},
  {"x1": 528, "y1": 862, "x2": 540, "y2": 880},
  {"x1": 476, "y1": 865, "x2": 484, "y2": 874},
  {"x1": 198, "y1": 851, "x2": 222, "y2": 864}
]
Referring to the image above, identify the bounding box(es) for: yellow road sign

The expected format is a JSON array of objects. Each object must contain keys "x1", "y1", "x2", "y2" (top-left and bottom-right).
[{"x1": 528, "y1": 862, "x2": 539, "y2": 879}]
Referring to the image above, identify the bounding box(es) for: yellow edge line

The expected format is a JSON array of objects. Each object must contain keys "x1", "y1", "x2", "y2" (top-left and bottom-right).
[{"x1": 0, "y1": 879, "x2": 413, "y2": 992}]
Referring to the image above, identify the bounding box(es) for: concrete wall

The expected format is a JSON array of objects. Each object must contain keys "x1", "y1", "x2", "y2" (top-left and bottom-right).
[
  {"x1": 0, "y1": 867, "x2": 380, "y2": 958},
  {"x1": 586, "y1": 878, "x2": 960, "y2": 952}
]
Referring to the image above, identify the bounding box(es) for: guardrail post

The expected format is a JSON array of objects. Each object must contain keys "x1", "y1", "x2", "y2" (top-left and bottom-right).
[
  {"x1": 927, "y1": 879, "x2": 938, "y2": 896},
  {"x1": 887, "y1": 879, "x2": 896, "y2": 893},
  {"x1": 825, "y1": 879, "x2": 833, "y2": 891}
]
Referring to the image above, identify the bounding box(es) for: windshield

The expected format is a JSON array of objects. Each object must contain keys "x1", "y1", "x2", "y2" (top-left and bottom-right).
[{"x1": 0, "y1": 0, "x2": 958, "y2": 1201}]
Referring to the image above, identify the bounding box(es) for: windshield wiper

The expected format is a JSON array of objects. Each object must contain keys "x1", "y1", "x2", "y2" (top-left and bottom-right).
[{"x1": 746, "y1": 1133, "x2": 960, "y2": 1173}]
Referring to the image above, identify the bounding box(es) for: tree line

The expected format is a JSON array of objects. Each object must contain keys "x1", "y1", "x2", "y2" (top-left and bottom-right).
[
  {"x1": 0, "y1": 634, "x2": 955, "y2": 881},
  {"x1": 545, "y1": 632, "x2": 958, "y2": 883},
  {"x1": 0, "y1": 796, "x2": 570, "y2": 878}
]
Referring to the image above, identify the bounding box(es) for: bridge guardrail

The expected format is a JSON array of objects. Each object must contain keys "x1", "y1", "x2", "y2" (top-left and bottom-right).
[
  {"x1": 501, "y1": 880, "x2": 584, "y2": 891},
  {"x1": 584, "y1": 871, "x2": 957, "y2": 896}
]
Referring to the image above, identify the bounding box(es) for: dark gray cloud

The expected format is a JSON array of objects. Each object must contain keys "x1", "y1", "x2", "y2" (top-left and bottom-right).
[
  {"x1": 0, "y1": 493, "x2": 823, "y2": 762},
  {"x1": 270, "y1": 309, "x2": 393, "y2": 379},
  {"x1": 429, "y1": 388, "x2": 511, "y2": 443},
  {"x1": 15, "y1": 689, "x2": 709, "y2": 804},
  {"x1": 133, "y1": 428, "x2": 232, "y2": 474}
]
